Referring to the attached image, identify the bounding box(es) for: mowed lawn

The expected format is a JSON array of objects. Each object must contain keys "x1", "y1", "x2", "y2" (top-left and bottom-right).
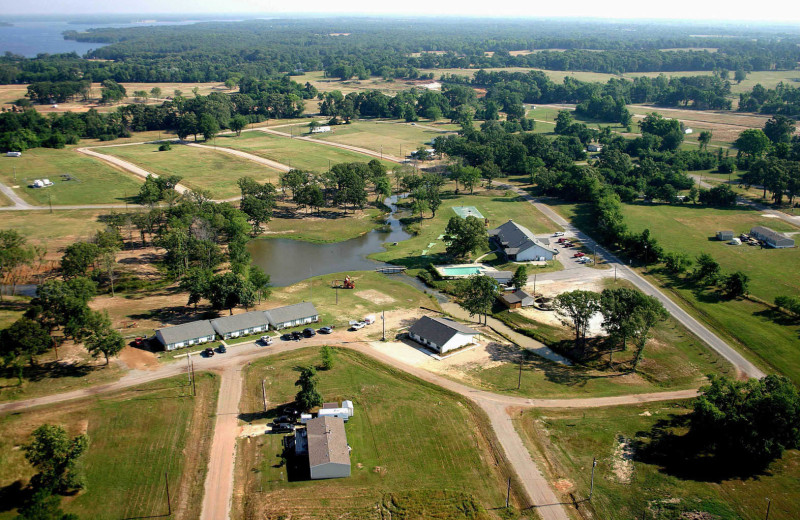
[
  {"x1": 215, "y1": 132, "x2": 395, "y2": 171},
  {"x1": 0, "y1": 209, "x2": 108, "y2": 244},
  {"x1": 0, "y1": 374, "x2": 218, "y2": 520},
  {"x1": 236, "y1": 348, "x2": 511, "y2": 520},
  {"x1": 306, "y1": 120, "x2": 451, "y2": 157},
  {"x1": 0, "y1": 149, "x2": 143, "y2": 205},
  {"x1": 371, "y1": 190, "x2": 561, "y2": 270},
  {"x1": 100, "y1": 143, "x2": 282, "y2": 199},
  {"x1": 517, "y1": 402, "x2": 800, "y2": 520}
]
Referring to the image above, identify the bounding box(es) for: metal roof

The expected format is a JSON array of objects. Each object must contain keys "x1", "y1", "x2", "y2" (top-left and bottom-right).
[
  {"x1": 265, "y1": 302, "x2": 318, "y2": 325},
  {"x1": 490, "y1": 220, "x2": 557, "y2": 256},
  {"x1": 306, "y1": 416, "x2": 350, "y2": 468},
  {"x1": 500, "y1": 289, "x2": 533, "y2": 305},
  {"x1": 751, "y1": 226, "x2": 794, "y2": 244},
  {"x1": 408, "y1": 316, "x2": 479, "y2": 346},
  {"x1": 156, "y1": 320, "x2": 216, "y2": 345},
  {"x1": 210, "y1": 310, "x2": 270, "y2": 335}
]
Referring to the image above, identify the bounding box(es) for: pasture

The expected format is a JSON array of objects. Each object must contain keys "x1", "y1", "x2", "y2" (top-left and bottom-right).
[
  {"x1": 215, "y1": 131, "x2": 395, "y2": 171},
  {"x1": 0, "y1": 373, "x2": 219, "y2": 520},
  {"x1": 517, "y1": 402, "x2": 800, "y2": 520},
  {"x1": 0, "y1": 148, "x2": 143, "y2": 205},
  {"x1": 306, "y1": 120, "x2": 452, "y2": 157},
  {"x1": 99, "y1": 143, "x2": 283, "y2": 199},
  {"x1": 235, "y1": 347, "x2": 516, "y2": 520}
]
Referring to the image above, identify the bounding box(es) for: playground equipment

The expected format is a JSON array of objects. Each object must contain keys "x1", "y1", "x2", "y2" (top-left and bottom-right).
[{"x1": 331, "y1": 275, "x2": 355, "y2": 289}]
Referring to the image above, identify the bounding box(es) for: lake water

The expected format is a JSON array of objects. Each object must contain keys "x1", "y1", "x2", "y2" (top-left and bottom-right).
[
  {"x1": 0, "y1": 20, "x2": 201, "y2": 57},
  {"x1": 249, "y1": 195, "x2": 412, "y2": 287}
]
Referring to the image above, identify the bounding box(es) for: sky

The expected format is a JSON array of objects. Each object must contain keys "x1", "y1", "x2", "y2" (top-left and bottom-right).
[{"x1": 6, "y1": 0, "x2": 800, "y2": 23}]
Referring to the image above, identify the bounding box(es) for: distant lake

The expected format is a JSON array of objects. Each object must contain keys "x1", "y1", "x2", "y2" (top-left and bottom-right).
[{"x1": 0, "y1": 20, "x2": 200, "y2": 58}]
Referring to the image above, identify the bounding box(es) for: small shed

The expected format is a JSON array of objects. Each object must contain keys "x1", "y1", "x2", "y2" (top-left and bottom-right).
[
  {"x1": 750, "y1": 226, "x2": 795, "y2": 248},
  {"x1": 587, "y1": 143, "x2": 603, "y2": 152},
  {"x1": 311, "y1": 125, "x2": 331, "y2": 133},
  {"x1": 500, "y1": 289, "x2": 535, "y2": 309},
  {"x1": 484, "y1": 270, "x2": 514, "y2": 286},
  {"x1": 716, "y1": 230, "x2": 734, "y2": 241},
  {"x1": 408, "y1": 316, "x2": 480, "y2": 354},
  {"x1": 5, "y1": 151, "x2": 21, "y2": 157},
  {"x1": 155, "y1": 320, "x2": 216, "y2": 351}
]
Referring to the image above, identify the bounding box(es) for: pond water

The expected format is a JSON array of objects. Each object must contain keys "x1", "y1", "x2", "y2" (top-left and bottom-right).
[{"x1": 249, "y1": 195, "x2": 412, "y2": 287}]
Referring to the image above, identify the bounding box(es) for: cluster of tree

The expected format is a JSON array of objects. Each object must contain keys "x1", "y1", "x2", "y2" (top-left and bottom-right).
[
  {"x1": 663, "y1": 252, "x2": 751, "y2": 298},
  {"x1": 402, "y1": 172, "x2": 444, "y2": 217},
  {"x1": 178, "y1": 265, "x2": 270, "y2": 315},
  {"x1": 575, "y1": 95, "x2": 632, "y2": 126},
  {"x1": 0, "y1": 229, "x2": 45, "y2": 300},
  {"x1": 25, "y1": 80, "x2": 91, "y2": 104},
  {"x1": 774, "y1": 295, "x2": 800, "y2": 317},
  {"x1": 738, "y1": 82, "x2": 800, "y2": 117},
  {"x1": 295, "y1": 366, "x2": 323, "y2": 411}
]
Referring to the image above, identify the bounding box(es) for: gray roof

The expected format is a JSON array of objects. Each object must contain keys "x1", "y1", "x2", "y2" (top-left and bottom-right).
[
  {"x1": 306, "y1": 416, "x2": 350, "y2": 468},
  {"x1": 265, "y1": 302, "x2": 319, "y2": 325},
  {"x1": 156, "y1": 320, "x2": 216, "y2": 345},
  {"x1": 484, "y1": 270, "x2": 513, "y2": 281},
  {"x1": 490, "y1": 220, "x2": 557, "y2": 255},
  {"x1": 500, "y1": 289, "x2": 533, "y2": 305},
  {"x1": 210, "y1": 310, "x2": 270, "y2": 335},
  {"x1": 751, "y1": 226, "x2": 794, "y2": 244},
  {"x1": 408, "y1": 316, "x2": 479, "y2": 346}
]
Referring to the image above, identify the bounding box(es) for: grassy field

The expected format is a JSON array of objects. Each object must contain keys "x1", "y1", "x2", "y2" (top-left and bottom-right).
[
  {"x1": 214, "y1": 132, "x2": 395, "y2": 171},
  {"x1": 470, "y1": 279, "x2": 734, "y2": 399},
  {"x1": 0, "y1": 373, "x2": 219, "y2": 520},
  {"x1": 516, "y1": 401, "x2": 800, "y2": 520},
  {"x1": 235, "y1": 347, "x2": 521, "y2": 520},
  {"x1": 305, "y1": 120, "x2": 452, "y2": 156},
  {"x1": 0, "y1": 149, "x2": 143, "y2": 205},
  {"x1": 99, "y1": 143, "x2": 283, "y2": 199},
  {"x1": 0, "y1": 209, "x2": 108, "y2": 245},
  {"x1": 262, "y1": 201, "x2": 385, "y2": 242},
  {"x1": 550, "y1": 200, "x2": 800, "y2": 384},
  {"x1": 371, "y1": 189, "x2": 561, "y2": 271}
]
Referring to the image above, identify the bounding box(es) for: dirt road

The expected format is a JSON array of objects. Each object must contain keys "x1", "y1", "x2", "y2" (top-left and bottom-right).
[
  {"x1": 256, "y1": 127, "x2": 406, "y2": 163},
  {"x1": 183, "y1": 142, "x2": 294, "y2": 172}
]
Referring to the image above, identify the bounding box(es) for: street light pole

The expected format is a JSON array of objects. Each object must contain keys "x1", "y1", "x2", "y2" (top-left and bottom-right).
[{"x1": 589, "y1": 457, "x2": 597, "y2": 501}]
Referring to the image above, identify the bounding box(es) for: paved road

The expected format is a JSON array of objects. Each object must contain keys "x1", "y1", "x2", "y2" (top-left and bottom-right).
[{"x1": 502, "y1": 184, "x2": 766, "y2": 379}]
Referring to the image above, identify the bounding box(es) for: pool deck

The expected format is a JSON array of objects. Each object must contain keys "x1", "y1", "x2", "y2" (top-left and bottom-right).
[{"x1": 434, "y1": 263, "x2": 498, "y2": 279}]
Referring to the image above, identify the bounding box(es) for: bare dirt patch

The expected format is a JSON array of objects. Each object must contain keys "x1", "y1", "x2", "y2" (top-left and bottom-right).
[
  {"x1": 553, "y1": 478, "x2": 574, "y2": 492},
  {"x1": 118, "y1": 346, "x2": 159, "y2": 371},
  {"x1": 354, "y1": 289, "x2": 396, "y2": 305},
  {"x1": 612, "y1": 435, "x2": 635, "y2": 484}
]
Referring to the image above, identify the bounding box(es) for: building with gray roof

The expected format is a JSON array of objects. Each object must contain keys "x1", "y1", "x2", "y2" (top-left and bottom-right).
[
  {"x1": 155, "y1": 320, "x2": 216, "y2": 351},
  {"x1": 294, "y1": 416, "x2": 351, "y2": 480},
  {"x1": 489, "y1": 220, "x2": 558, "y2": 261},
  {"x1": 408, "y1": 316, "x2": 480, "y2": 354},
  {"x1": 210, "y1": 310, "x2": 271, "y2": 339},
  {"x1": 750, "y1": 226, "x2": 795, "y2": 249},
  {"x1": 265, "y1": 302, "x2": 319, "y2": 330},
  {"x1": 499, "y1": 289, "x2": 535, "y2": 309}
]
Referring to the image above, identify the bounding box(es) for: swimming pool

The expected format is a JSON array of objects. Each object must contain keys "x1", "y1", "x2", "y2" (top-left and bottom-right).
[{"x1": 441, "y1": 266, "x2": 484, "y2": 276}]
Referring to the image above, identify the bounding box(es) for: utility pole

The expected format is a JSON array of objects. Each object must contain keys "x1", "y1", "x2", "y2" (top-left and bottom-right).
[
  {"x1": 262, "y1": 379, "x2": 268, "y2": 413},
  {"x1": 190, "y1": 358, "x2": 196, "y2": 396},
  {"x1": 614, "y1": 265, "x2": 617, "y2": 281},
  {"x1": 517, "y1": 357, "x2": 522, "y2": 389},
  {"x1": 186, "y1": 353, "x2": 192, "y2": 385},
  {"x1": 505, "y1": 477, "x2": 511, "y2": 507},
  {"x1": 48, "y1": 192, "x2": 52, "y2": 214},
  {"x1": 381, "y1": 310, "x2": 386, "y2": 341},
  {"x1": 589, "y1": 457, "x2": 597, "y2": 501},
  {"x1": 380, "y1": 145, "x2": 383, "y2": 160},
  {"x1": 335, "y1": 285, "x2": 339, "y2": 305},
  {"x1": 765, "y1": 498, "x2": 771, "y2": 520},
  {"x1": 533, "y1": 274, "x2": 537, "y2": 296},
  {"x1": 164, "y1": 472, "x2": 172, "y2": 515}
]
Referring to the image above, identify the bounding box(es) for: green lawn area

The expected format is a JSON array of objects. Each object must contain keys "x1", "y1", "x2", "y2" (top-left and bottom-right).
[
  {"x1": 235, "y1": 347, "x2": 518, "y2": 520},
  {"x1": 0, "y1": 209, "x2": 108, "y2": 245},
  {"x1": 100, "y1": 143, "x2": 283, "y2": 199},
  {"x1": 215, "y1": 132, "x2": 395, "y2": 171},
  {"x1": 370, "y1": 190, "x2": 562, "y2": 271},
  {"x1": 305, "y1": 120, "x2": 452, "y2": 157},
  {"x1": 517, "y1": 402, "x2": 800, "y2": 520},
  {"x1": 0, "y1": 373, "x2": 218, "y2": 520},
  {"x1": 0, "y1": 149, "x2": 143, "y2": 205},
  {"x1": 262, "y1": 201, "x2": 385, "y2": 243},
  {"x1": 549, "y1": 199, "x2": 800, "y2": 384}
]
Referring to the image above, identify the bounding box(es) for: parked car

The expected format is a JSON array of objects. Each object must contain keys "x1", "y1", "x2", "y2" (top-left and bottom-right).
[
  {"x1": 216, "y1": 344, "x2": 227, "y2": 354},
  {"x1": 554, "y1": 232, "x2": 565, "y2": 237},
  {"x1": 303, "y1": 327, "x2": 316, "y2": 337},
  {"x1": 203, "y1": 347, "x2": 215, "y2": 357},
  {"x1": 573, "y1": 252, "x2": 586, "y2": 258},
  {"x1": 271, "y1": 423, "x2": 294, "y2": 433},
  {"x1": 557, "y1": 237, "x2": 568, "y2": 243},
  {"x1": 350, "y1": 321, "x2": 366, "y2": 331},
  {"x1": 260, "y1": 335, "x2": 273, "y2": 346},
  {"x1": 133, "y1": 337, "x2": 145, "y2": 347},
  {"x1": 291, "y1": 331, "x2": 303, "y2": 341},
  {"x1": 281, "y1": 333, "x2": 293, "y2": 341},
  {"x1": 318, "y1": 326, "x2": 333, "y2": 334},
  {"x1": 273, "y1": 415, "x2": 294, "y2": 425}
]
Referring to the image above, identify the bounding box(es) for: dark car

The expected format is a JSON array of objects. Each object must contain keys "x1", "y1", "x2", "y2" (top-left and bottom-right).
[
  {"x1": 281, "y1": 333, "x2": 293, "y2": 341},
  {"x1": 271, "y1": 423, "x2": 294, "y2": 433},
  {"x1": 318, "y1": 326, "x2": 333, "y2": 334},
  {"x1": 216, "y1": 344, "x2": 227, "y2": 354},
  {"x1": 303, "y1": 327, "x2": 316, "y2": 337},
  {"x1": 203, "y1": 347, "x2": 215, "y2": 357},
  {"x1": 291, "y1": 331, "x2": 303, "y2": 341}
]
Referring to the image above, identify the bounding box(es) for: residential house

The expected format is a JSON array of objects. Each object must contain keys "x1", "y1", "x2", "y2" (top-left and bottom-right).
[
  {"x1": 499, "y1": 289, "x2": 535, "y2": 309},
  {"x1": 155, "y1": 321, "x2": 216, "y2": 351},
  {"x1": 408, "y1": 316, "x2": 480, "y2": 354},
  {"x1": 489, "y1": 220, "x2": 558, "y2": 261},
  {"x1": 295, "y1": 416, "x2": 351, "y2": 480},
  {"x1": 210, "y1": 310, "x2": 271, "y2": 340},
  {"x1": 265, "y1": 302, "x2": 319, "y2": 330}
]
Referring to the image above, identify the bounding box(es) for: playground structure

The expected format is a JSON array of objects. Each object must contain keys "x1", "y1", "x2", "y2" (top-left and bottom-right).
[{"x1": 331, "y1": 275, "x2": 355, "y2": 289}]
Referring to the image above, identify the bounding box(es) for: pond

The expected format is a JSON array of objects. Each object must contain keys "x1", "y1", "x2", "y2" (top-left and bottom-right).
[{"x1": 249, "y1": 195, "x2": 412, "y2": 287}]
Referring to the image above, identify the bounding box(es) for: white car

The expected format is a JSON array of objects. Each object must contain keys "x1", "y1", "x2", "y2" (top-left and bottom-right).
[
  {"x1": 350, "y1": 321, "x2": 366, "y2": 331},
  {"x1": 553, "y1": 232, "x2": 565, "y2": 237},
  {"x1": 260, "y1": 335, "x2": 273, "y2": 346}
]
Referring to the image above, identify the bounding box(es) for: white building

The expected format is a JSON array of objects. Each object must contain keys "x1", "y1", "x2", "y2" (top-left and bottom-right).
[
  {"x1": 265, "y1": 302, "x2": 319, "y2": 330},
  {"x1": 311, "y1": 125, "x2": 331, "y2": 134},
  {"x1": 210, "y1": 310, "x2": 271, "y2": 340},
  {"x1": 318, "y1": 400, "x2": 355, "y2": 422},
  {"x1": 295, "y1": 416, "x2": 351, "y2": 480},
  {"x1": 489, "y1": 220, "x2": 558, "y2": 262},
  {"x1": 155, "y1": 321, "x2": 216, "y2": 351},
  {"x1": 408, "y1": 316, "x2": 480, "y2": 354}
]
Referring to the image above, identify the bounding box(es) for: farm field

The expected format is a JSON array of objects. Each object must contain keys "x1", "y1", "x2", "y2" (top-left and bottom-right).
[
  {"x1": 0, "y1": 148, "x2": 142, "y2": 205},
  {"x1": 549, "y1": 200, "x2": 800, "y2": 384},
  {"x1": 306, "y1": 119, "x2": 453, "y2": 156},
  {"x1": 0, "y1": 373, "x2": 219, "y2": 519},
  {"x1": 516, "y1": 402, "x2": 800, "y2": 520},
  {"x1": 235, "y1": 347, "x2": 518, "y2": 520},
  {"x1": 215, "y1": 131, "x2": 395, "y2": 171},
  {"x1": 370, "y1": 190, "x2": 561, "y2": 271},
  {"x1": 468, "y1": 279, "x2": 734, "y2": 399},
  {"x1": 99, "y1": 142, "x2": 283, "y2": 199}
]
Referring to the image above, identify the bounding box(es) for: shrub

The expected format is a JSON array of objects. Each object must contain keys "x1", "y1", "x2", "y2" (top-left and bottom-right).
[{"x1": 158, "y1": 142, "x2": 171, "y2": 151}]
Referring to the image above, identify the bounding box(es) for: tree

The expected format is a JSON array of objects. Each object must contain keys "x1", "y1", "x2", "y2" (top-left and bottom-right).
[
  {"x1": 23, "y1": 424, "x2": 88, "y2": 494},
  {"x1": 0, "y1": 318, "x2": 52, "y2": 383},
  {"x1": 723, "y1": 271, "x2": 750, "y2": 298},
  {"x1": 663, "y1": 251, "x2": 693, "y2": 274},
  {"x1": 179, "y1": 267, "x2": 213, "y2": 309},
  {"x1": 763, "y1": 115, "x2": 796, "y2": 144},
  {"x1": 444, "y1": 216, "x2": 488, "y2": 260},
  {"x1": 694, "y1": 253, "x2": 721, "y2": 284},
  {"x1": 734, "y1": 129, "x2": 770, "y2": 158},
  {"x1": 229, "y1": 115, "x2": 248, "y2": 136},
  {"x1": 60, "y1": 242, "x2": 100, "y2": 279},
  {"x1": 456, "y1": 275, "x2": 498, "y2": 325},
  {"x1": 553, "y1": 290, "x2": 600, "y2": 351},
  {"x1": 690, "y1": 375, "x2": 800, "y2": 467},
  {"x1": 248, "y1": 265, "x2": 271, "y2": 304},
  {"x1": 207, "y1": 272, "x2": 255, "y2": 314},
  {"x1": 85, "y1": 326, "x2": 125, "y2": 365},
  {"x1": 459, "y1": 166, "x2": 481, "y2": 194},
  {"x1": 149, "y1": 86, "x2": 162, "y2": 99},
  {"x1": 101, "y1": 250, "x2": 118, "y2": 298},
  {"x1": 554, "y1": 110, "x2": 574, "y2": 134},
  {"x1": 697, "y1": 130, "x2": 712, "y2": 150},
  {"x1": 15, "y1": 488, "x2": 79, "y2": 520},
  {"x1": 295, "y1": 366, "x2": 323, "y2": 411},
  {"x1": 320, "y1": 345, "x2": 335, "y2": 370},
  {"x1": 198, "y1": 114, "x2": 219, "y2": 141},
  {"x1": 629, "y1": 295, "x2": 668, "y2": 370},
  {"x1": 599, "y1": 288, "x2": 642, "y2": 366},
  {"x1": 100, "y1": 79, "x2": 126, "y2": 104},
  {"x1": 734, "y1": 69, "x2": 747, "y2": 83},
  {"x1": 0, "y1": 230, "x2": 33, "y2": 301},
  {"x1": 511, "y1": 265, "x2": 528, "y2": 290}
]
